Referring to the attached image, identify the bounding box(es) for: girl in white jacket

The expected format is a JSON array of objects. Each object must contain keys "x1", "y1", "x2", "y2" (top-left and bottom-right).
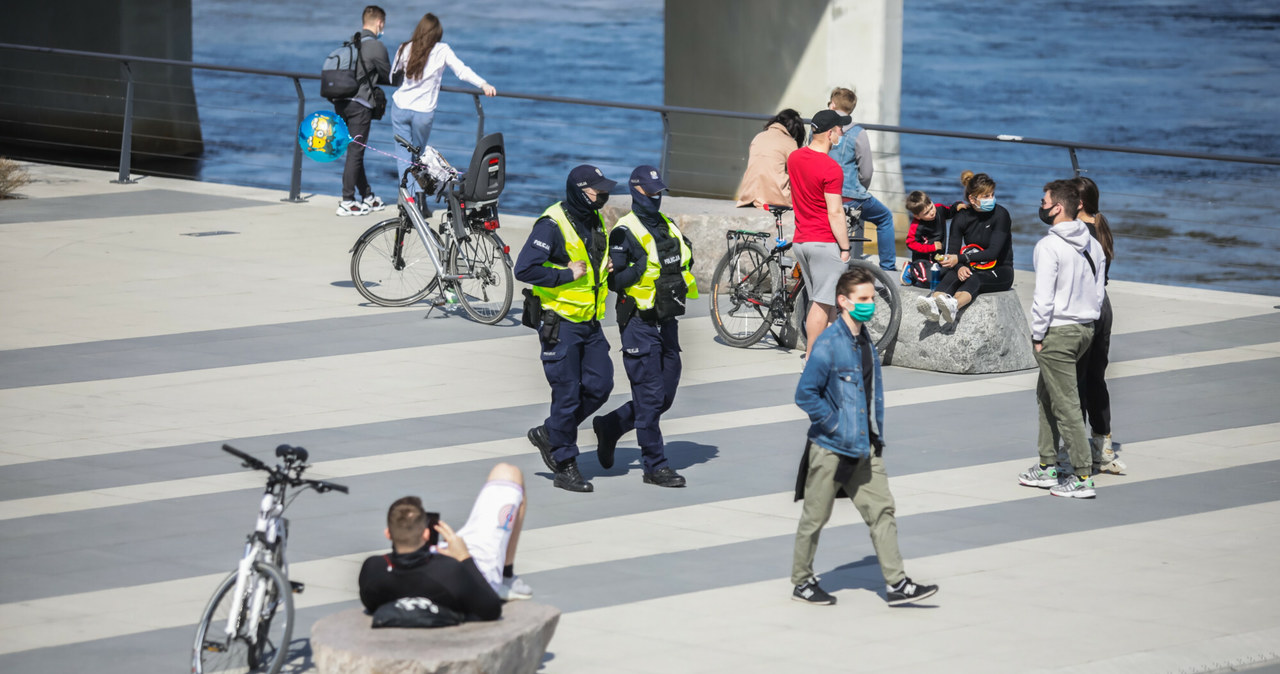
[{"x1": 390, "y1": 13, "x2": 496, "y2": 172}]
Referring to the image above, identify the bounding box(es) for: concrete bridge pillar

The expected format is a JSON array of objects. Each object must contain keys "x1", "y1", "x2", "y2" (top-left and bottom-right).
[
  {"x1": 663, "y1": 0, "x2": 903, "y2": 212},
  {"x1": 0, "y1": 0, "x2": 203, "y2": 164}
]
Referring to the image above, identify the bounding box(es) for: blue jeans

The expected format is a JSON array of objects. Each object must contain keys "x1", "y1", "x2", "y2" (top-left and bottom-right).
[
  {"x1": 390, "y1": 101, "x2": 436, "y2": 175},
  {"x1": 848, "y1": 195, "x2": 897, "y2": 271}
]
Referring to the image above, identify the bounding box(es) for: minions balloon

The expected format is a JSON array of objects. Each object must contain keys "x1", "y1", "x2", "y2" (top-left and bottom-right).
[{"x1": 298, "y1": 111, "x2": 350, "y2": 162}]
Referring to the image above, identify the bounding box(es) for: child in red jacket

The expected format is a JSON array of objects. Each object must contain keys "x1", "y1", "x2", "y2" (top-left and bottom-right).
[{"x1": 902, "y1": 191, "x2": 953, "y2": 287}]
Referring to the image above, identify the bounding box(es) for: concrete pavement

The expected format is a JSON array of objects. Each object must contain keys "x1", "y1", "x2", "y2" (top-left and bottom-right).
[{"x1": 1, "y1": 163, "x2": 1279, "y2": 673}]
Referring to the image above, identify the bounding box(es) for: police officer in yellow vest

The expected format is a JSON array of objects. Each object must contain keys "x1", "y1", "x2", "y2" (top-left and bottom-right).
[
  {"x1": 515, "y1": 165, "x2": 616, "y2": 493},
  {"x1": 592, "y1": 165, "x2": 698, "y2": 487}
]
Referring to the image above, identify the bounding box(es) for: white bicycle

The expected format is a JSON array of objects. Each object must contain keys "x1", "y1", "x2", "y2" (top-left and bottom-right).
[{"x1": 192, "y1": 444, "x2": 348, "y2": 674}]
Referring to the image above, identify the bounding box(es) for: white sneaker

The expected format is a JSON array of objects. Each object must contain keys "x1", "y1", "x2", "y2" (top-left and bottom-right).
[
  {"x1": 363, "y1": 194, "x2": 387, "y2": 212},
  {"x1": 336, "y1": 200, "x2": 371, "y2": 217},
  {"x1": 937, "y1": 294, "x2": 959, "y2": 326},
  {"x1": 916, "y1": 295, "x2": 941, "y2": 322},
  {"x1": 497, "y1": 576, "x2": 533, "y2": 601}
]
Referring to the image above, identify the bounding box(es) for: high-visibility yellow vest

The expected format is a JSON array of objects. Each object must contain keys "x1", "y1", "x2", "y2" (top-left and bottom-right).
[
  {"x1": 531, "y1": 202, "x2": 609, "y2": 322},
  {"x1": 613, "y1": 212, "x2": 699, "y2": 311}
]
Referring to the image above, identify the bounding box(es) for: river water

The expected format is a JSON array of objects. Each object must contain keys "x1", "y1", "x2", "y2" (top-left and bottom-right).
[{"x1": 191, "y1": 0, "x2": 1280, "y2": 295}]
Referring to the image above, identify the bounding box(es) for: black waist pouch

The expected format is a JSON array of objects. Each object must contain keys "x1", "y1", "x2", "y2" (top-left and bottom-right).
[
  {"x1": 538, "y1": 311, "x2": 561, "y2": 346},
  {"x1": 521, "y1": 288, "x2": 543, "y2": 329},
  {"x1": 652, "y1": 271, "x2": 688, "y2": 321}
]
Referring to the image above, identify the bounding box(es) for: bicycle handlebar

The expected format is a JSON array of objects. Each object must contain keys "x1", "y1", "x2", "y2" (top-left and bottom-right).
[
  {"x1": 222, "y1": 444, "x2": 268, "y2": 471},
  {"x1": 222, "y1": 444, "x2": 349, "y2": 495},
  {"x1": 306, "y1": 478, "x2": 349, "y2": 494}
]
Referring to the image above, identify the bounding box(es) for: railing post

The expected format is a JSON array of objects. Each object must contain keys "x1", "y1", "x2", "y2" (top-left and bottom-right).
[
  {"x1": 111, "y1": 61, "x2": 136, "y2": 184},
  {"x1": 472, "y1": 94, "x2": 485, "y2": 144},
  {"x1": 285, "y1": 77, "x2": 305, "y2": 202},
  {"x1": 1069, "y1": 147, "x2": 1081, "y2": 177},
  {"x1": 659, "y1": 111, "x2": 670, "y2": 183}
]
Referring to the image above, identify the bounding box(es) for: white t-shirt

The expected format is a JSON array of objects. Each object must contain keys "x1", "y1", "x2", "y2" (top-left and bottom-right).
[{"x1": 390, "y1": 42, "x2": 488, "y2": 113}]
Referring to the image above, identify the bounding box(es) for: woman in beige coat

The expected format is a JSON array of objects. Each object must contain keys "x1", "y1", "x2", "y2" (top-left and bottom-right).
[{"x1": 735, "y1": 109, "x2": 805, "y2": 207}]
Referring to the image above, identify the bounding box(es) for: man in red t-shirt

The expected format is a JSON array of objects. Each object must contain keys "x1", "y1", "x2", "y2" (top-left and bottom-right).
[{"x1": 787, "y1": 109, "x2": 852, "y2": 360}]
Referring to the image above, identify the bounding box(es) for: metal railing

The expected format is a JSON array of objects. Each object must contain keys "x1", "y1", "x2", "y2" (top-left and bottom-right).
[{"x1": 3, "y1": 41, "x2": 1278, "y2": 204}]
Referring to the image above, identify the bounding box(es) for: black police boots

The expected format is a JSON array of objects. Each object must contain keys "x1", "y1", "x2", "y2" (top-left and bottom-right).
[
  {"x1": 554, "y1": 459, "x2": 594, "y2": 493},
  {"x1": 527, "y1": 426, "x2": 556, "y2": 472},
  {"x1": 592, "y1": 416, "x2": 617, "y2": 469},
  {"x1": 643, "y1": 466, "x2": 686, "y2": 488}
]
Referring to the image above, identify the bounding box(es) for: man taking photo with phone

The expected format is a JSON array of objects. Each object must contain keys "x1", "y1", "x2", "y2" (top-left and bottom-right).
[{"x1": 358, "y1": 463, "x2": 531, "y2": 621}]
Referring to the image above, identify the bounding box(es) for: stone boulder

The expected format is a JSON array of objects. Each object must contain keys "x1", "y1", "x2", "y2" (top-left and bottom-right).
[
  {"x1": 311, "y1": 602, "x2": 561, "y2": 674},
  {"x1": 887, "y1": 285, "x2": 1036, "y2": 374}
]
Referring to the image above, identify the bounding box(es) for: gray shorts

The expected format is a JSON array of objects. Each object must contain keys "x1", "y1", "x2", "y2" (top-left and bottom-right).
[{"x1": 793, "y1": 241, "x2": 845, "y2": 306}]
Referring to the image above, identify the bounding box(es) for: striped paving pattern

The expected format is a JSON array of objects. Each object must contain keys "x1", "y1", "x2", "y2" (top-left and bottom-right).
[{"x1": 2, "y1": 166, "x2": 1279, "y2": 673}]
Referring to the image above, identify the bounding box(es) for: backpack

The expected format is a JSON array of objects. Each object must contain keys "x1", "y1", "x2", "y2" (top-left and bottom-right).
[{"x1": 320, "y1": 33, "x2": 362, "y2": 101}]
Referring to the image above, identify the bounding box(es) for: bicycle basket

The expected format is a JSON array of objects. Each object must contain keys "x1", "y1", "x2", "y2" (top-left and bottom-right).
[{"x1": 410, "y1": 145, "x2": 459, "y2": 196}]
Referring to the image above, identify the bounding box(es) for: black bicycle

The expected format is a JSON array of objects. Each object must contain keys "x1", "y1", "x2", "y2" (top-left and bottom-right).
[
  {"x1": 349, "y1": 133, "x2": 514, "y2": 324},
  {"x1": 709, "y1": 204, "x2": 901, "y2": 352}
]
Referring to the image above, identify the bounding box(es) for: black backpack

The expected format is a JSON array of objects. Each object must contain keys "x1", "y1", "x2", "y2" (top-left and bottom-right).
[{"x1": 320, "y1": 33, "x2": 362, "y2": 101}]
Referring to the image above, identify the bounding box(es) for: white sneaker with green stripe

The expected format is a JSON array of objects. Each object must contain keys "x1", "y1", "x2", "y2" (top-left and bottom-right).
[
  {"x1": 1050, "y1": 475, "x2": 1096, "y2": 499},
  {"x1": 1017, "y1": 463, "x2": 1058, "y2": 488}
]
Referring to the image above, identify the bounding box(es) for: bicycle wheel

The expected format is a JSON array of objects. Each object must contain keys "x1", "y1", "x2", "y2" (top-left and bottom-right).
[
  {"x1": 846, "y1": 259, "x2": 902, "y2": 353},
  {"x1": 351, "y1": 218, "x2": 440, "y2": 307},
  {"x1": 192, "y1": 562, "x2": 294, "y2": 674},
  {"x1": 710, "y1": 242, "x2": 781, "y2": 347},
  {"x1": 448, "y1": 229, "x2": 514, "y2": 325},
  {"x1": 246, "y1": 562, "x2": 293, "y2": 674}
]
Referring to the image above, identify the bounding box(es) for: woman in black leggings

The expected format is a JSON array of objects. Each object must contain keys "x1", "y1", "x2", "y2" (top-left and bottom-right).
[
  {"x1": 916, "y1": 171, "x2": 1013, "y2": 326},
  {"x1": 1072, "y1": 176, "x2": 1125, "y2": 474}
]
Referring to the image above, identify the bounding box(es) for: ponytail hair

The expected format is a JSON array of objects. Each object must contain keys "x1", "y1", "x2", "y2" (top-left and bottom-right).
[
  {"x1": 1071, "y1": 175, "x2": 1115, "y2": 260},
  {"x1": 1093, "y1": 212, "x2": 1116, "y2": 262},
  {"x1": 960, "y1": 170, "x2": 996, "y2": 199}
]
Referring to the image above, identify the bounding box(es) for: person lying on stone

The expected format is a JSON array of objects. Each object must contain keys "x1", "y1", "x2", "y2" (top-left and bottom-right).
[{"x1": 358, "y1": 463, "x2": 530, "y2": 622}]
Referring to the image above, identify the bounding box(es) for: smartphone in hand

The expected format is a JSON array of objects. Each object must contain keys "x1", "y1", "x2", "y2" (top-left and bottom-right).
[{"x1": 425, "y1": 511, "x2": 441, "y2": 547}]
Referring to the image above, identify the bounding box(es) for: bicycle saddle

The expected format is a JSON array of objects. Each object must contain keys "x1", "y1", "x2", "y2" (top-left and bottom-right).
[{"x1": 762, "y1": 203, "x2": 792, "y2": 218}]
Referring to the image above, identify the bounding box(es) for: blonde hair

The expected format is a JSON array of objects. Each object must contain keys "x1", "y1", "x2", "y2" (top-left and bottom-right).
[{"x1": 828, "y1": 87, "x2": 857, "y2": 113}]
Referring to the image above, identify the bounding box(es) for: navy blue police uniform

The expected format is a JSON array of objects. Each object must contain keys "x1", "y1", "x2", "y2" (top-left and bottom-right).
[
  {"x1": 592, "y1": 166, "x2": 698, "y2": 488},
  {"x1": 514, "y1": 165, "x2": 617, "y2": 493}
]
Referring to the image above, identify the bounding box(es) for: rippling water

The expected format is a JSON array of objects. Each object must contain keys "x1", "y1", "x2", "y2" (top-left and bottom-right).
[{"x1": 191, "y1": 0, "x2": 1280, "y2": 295}]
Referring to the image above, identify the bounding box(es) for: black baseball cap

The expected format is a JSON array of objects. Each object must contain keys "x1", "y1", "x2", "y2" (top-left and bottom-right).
[
  {"x1": 811, "y1": 109, "x2": 852, "y2": 133},
  {"x1": 629, "y1": 165, "x2": 668, "y2": 193},
  {"x1": 568, "y1": 164, "x2": 617, "y2": 192}
]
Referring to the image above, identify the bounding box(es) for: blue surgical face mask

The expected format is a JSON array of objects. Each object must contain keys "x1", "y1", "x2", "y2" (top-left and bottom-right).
[
  {"x1": 849, "y1": 302, "x2": 875, "y2": 322},
  {"x1": 977, "y1": 196, "x2": 996, "y2": 212}
]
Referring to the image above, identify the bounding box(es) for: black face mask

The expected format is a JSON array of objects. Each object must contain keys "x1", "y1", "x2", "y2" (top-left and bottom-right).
[
  {"x1": 1038, "y1": 205, "x2": 1057, "y2": 225},
  {"x1": 587, "y1": 191, "x2": 609, "y2": 210},
  {"x1": 630, "y1": 182, "x2": 662, "y2": 226}
]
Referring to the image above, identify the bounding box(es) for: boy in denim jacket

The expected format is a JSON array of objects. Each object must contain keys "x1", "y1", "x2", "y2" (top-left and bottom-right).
[{"x1": 790, "y1": 268, "x2": 939, "y2": 607}]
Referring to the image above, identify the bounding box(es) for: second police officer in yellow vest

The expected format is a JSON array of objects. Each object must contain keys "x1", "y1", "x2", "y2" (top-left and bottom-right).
[
  {"x1": 515, "y1": 165, "x2": 616, "y2": 493},
  {"x1": 593, "y1": 165, "x2": 698, "y2": 488}
]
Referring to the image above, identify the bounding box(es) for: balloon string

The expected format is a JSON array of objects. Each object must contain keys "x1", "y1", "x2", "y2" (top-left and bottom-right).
[{"x1": 349, "y1": 134, "x2": 425, "y2": 168}]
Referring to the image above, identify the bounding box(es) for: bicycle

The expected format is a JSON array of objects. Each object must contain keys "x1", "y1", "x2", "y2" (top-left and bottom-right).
[
  {"x1": 192, "y1": 444, "x2": 348, "y2": 674},
  {"x1": 349, "y1": 133, "x2": 514, "y2": 324},
  {"x1": 709, "y1": 203, "x2": 901, "y2": 353}
]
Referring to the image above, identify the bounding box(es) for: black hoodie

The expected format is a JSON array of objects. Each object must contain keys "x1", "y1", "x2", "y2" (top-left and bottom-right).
[{"x1": 358, "y1": 545, "x2": 502, "y2": 621}]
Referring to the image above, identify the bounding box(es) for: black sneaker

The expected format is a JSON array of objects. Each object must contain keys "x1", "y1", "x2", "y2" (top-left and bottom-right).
[
  {"x1": 642, "y1": 466, "x2": 686, "y2": 488},
  {"x1": 527, "y1": 426, "x2": 556, "y2": 472},
  {"x1": 886, "y1": 577, "x2": 938, "y2": 606},
  {"x1": 592, "y1": 416, "x2": 616, "y2": 470},
  {"x1": 553, "y1": 459, "x2": 594, "y2": 493},
  {"x1": 792, "y1": 578, "x2": 836, "y2": 605}
]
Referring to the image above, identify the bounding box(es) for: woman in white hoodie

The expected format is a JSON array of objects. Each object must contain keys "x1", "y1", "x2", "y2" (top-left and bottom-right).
[{"x1": 390, "y1": 13, "x2": 496, "y2": 172}]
